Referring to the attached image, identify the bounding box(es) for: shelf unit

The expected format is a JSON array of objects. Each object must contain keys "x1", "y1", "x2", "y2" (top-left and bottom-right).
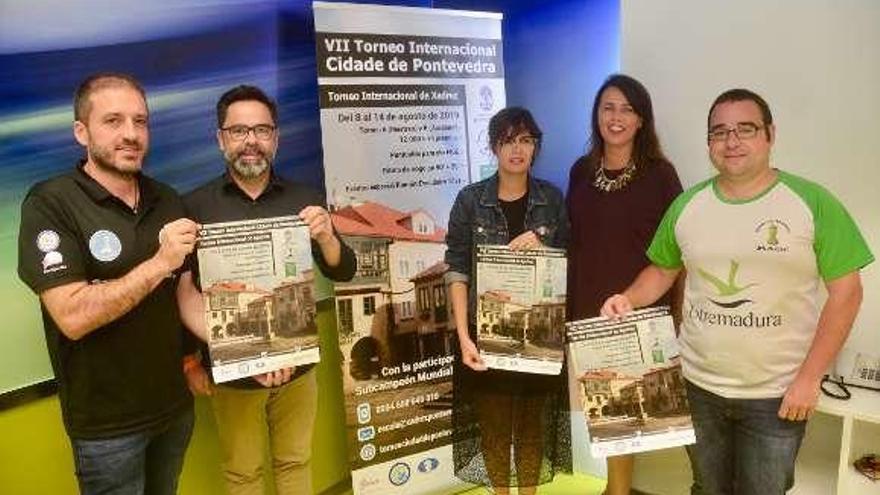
[{"x1": 815, "y1": 387, "x2": 880, "y2": 494}]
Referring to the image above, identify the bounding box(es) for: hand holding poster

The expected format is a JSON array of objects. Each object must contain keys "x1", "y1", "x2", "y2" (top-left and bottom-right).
[
  {"x1": 566, "y1": 307, "x2": 695, "y2": 457},
  {"x1": 196, "y1": 216, "x2": 318, "y2": 383},
  {"x1": 475, "y1": 245, "x2": 566, "y2": 375}
]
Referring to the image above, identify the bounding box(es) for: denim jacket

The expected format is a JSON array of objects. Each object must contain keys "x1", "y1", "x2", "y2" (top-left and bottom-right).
[{"x1": 444, "y1": 173, "x2": 570, "y2": 324}]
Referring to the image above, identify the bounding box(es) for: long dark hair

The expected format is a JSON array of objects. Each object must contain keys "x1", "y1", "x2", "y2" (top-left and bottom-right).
[{"x1": 583, "y1": 74, "x2": 669, "y2": 169}]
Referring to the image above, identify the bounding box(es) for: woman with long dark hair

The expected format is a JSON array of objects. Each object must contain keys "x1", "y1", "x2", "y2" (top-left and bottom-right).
[{"x1": 567, "y1": 74, "x2": 683, "y2": 495}]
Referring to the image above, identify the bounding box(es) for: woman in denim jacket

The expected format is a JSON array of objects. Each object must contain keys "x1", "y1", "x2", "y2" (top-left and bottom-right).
[{"x1": 445, "y1": 107, "x2": 571, "y2": 494}]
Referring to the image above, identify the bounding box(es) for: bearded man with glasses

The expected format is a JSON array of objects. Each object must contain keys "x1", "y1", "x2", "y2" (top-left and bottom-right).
[
  {"x1": 176, "y1": 85, "x2": 356, "y2": 495},
  {"x1": 601, "y1": 88, "x2": 873, "y2": 494}
]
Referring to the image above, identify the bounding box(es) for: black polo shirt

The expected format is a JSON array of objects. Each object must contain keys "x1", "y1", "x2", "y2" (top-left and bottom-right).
[
  {"x1": 184, "y1": 172, "x2": 356, "y2": 389},
  {"x1": 17, "y1": 161, "x2": 192, "y2": 439}
]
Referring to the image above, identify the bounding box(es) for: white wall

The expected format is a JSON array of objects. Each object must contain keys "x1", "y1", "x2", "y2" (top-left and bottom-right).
[{"x1": 622, "y1": 0, "x2": 880, "y2": 360}]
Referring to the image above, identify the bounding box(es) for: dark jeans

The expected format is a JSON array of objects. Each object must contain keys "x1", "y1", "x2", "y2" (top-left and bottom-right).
[
  {"x1": 685, "y1": 381, "x2": 806, "y2": 495},
  {"x1": 71, "y1": 408, "x2": 194, "y2": 495}
]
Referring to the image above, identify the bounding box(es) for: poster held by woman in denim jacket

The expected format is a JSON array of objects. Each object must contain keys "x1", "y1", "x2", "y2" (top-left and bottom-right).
[{"x1": 445, "y1": 107, "x2": 571, "y2": 494}]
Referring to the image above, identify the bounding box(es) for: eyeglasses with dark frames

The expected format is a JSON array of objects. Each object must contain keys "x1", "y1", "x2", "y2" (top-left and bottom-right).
[
  {"x1": 708, "y1": 122, "x2": 764, "y2": 142},
  {"x1": 500, "y1": 135, "x2": 540, "y2": 147},
  {"x1": 221, "y1": 124, "x2": 276, "y2": 141}
]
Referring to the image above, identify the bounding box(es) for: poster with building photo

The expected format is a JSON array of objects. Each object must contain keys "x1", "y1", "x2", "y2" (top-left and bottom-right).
[
  {"x1": 475, "y1": 245, "x2": 566, "y2": 375},
  {"x1": 566, "y1": 307, "x2": 695, "y2": 457},
  {"x1": 313, "y1": 2, "x2": 504, "y2": 493},
  {"x1": 197, "y1": 216, "x2": 318, "y2": 384}
]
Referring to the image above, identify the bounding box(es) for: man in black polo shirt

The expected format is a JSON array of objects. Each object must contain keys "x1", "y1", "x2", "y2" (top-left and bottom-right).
[
  {"x1": 177, "y1": 85, "x2": 355, "y2": 495},
  {"x1": 17, "y1": 73, "x2": 197, "y2": 494}
]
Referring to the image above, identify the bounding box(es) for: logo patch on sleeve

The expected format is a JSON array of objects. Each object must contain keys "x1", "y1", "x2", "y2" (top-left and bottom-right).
[
  {"x1": 36, "y1": 230, "x2": 60, "y2": 252},
  {"x1": 41, "y1": 251, "x2": 66, "y2": 274},
  {"x1": 37, "y1": 230, "x2": 67, "y2": 274},
  {"x1": 89, "y1": 230, "x2": 122, "y2": 262}
]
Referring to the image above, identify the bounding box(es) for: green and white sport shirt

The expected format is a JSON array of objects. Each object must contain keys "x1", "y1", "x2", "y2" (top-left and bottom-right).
[{"x1": 648, "y1": 170, "x2": 874, "y2": 398}]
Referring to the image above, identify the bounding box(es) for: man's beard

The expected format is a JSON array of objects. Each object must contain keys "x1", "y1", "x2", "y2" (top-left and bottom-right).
[
  {"x1": 226, "y1": 146, "x2": 273, "y2": 180},
  {"x1": 89, "y1": 139, "x2": 145, "y2": 178}
]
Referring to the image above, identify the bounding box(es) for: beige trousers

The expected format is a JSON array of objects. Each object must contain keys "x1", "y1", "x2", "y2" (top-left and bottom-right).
[{"x1": 211, "y1": 368, "x2": 318, "y2": 495}]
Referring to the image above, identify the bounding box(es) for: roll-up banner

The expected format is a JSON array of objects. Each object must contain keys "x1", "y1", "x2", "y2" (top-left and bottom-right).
[{"x1": 313, "y1": 2, "x2": 505, "y2": 494}]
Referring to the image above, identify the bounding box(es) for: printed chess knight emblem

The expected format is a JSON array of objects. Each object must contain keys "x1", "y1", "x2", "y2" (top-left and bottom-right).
[
  {"x1": 88, "y1": 229, "x2": 122, "y2": 262},
  {"x1": 282, "y1": 229, "x2": 298, "y2": 277},
  {"x1": 755, "y1": 219, "x2": 790, "y2": 252}
]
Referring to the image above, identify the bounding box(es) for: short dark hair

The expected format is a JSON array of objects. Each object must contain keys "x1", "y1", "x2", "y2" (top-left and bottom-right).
[
  {"x1": 488, "y1": 106, "x2": 543, "y2": 158},
  {"x1": 73, "y1": 72, "x2": 147, "y2": 122},
  {"x1": 216, "y1": 85, "x2": 278, "y2": 128},
  {"x1": 708, "y1": 88, "x2": 773, "y2": 141},
  {"x1": 585, "y1": 73, "x2": 669, "y2": 169}
]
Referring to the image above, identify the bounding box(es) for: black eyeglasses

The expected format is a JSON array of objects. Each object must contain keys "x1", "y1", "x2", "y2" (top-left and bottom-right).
[
  {"x1": 708, "y1": 122, "x2": 764, "y2": 142},
  {"x1": 500, "y1": 135, "x2": 540, "y2": 147},
  {"x1": 221, "y1": 124, "x2": 276, "y2": 141}
]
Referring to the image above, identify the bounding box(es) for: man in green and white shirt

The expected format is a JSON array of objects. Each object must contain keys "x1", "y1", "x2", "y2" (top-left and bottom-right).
[{"x1": 602, "y1": 89, "x2": 873, "y2": 495}]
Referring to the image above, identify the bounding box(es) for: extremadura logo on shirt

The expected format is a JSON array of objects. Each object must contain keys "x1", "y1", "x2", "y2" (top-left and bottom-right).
[{"x1": 692, "y1": 259, "x2": 783, "y2": 328}]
